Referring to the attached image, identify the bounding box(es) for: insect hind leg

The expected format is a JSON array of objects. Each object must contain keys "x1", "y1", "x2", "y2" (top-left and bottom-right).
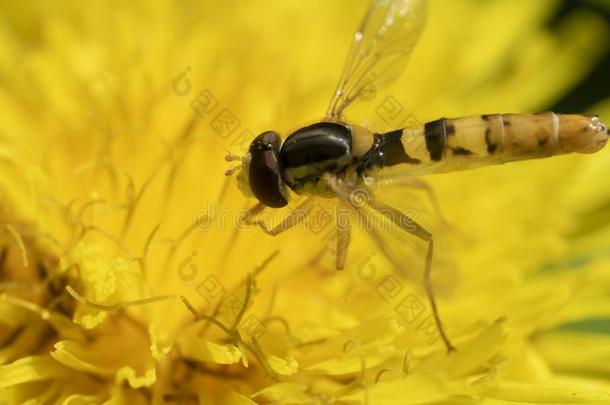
[
  {"x1": 324, "y1": 173, "x2": 456, "y2": 353},
  {"x1": 368, "y1": 200, "x2": 456, "y2": 353},
  {"x1": 423, "y1": 238, "x2": 456, "y2": 353}
]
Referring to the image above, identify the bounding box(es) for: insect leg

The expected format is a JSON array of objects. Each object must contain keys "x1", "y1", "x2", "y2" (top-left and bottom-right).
[
  {"x1": 241, "y1": 202, "x2": 266, "y2": 225},
  {"x1": 423, "y1": 238, "x2": 455, "y2": 352},
  {"x1": 382, "y1": 176, "x2": 453, "y2": 231},
  {"x1": 366, "y1": 200, "x2": 455, "y2": 353},
  {"x1": 324, "y1": 174, "x2": 455, "y2": 352},
  {"x1": 254, "y1": 197, "x2": 316, "y2": 236},
  {"x1": 335, "y1": 201, "x2": 352, "y2": 270}
]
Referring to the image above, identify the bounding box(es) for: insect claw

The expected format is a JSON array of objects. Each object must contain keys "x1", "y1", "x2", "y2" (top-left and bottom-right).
[{"x1": 225, "y1": 152, "x2": 243, "y2": 162}]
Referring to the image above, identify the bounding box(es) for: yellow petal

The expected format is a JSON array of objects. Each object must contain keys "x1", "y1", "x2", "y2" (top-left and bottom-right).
[
  {"x1": 50, "y1": 340, "x2": 115, "y2": 377},
  {"x1": 447, "y1": 317, "x2": 509, "y2": 378},
  {"x1": 267, "y1": 354, "x2": 298, "y2": 376},
  {"x1": 179, "y1": 338, "x2": 242, "y2": 365},
  {"x1": 535, "y1": 332, "x2": 610, "y2": 376},
  {"x1": 115, "y1": 365, "x2": 156, "y2": 389},
  {"x1": 488, "y1": 378, "x2": 610, "y2": 403},
  {"x1": 223, "y1": 391, "x2": 257, "y2": 405},
  {"x1": 0, "y1": 355, "x2": 71, "y2": 389},
  {"x1": 253, "y1": 383, "x2": 312, "y2": 404},
  {"x1": 345, "y1": 374, "x2": 450, "y2": 404}
]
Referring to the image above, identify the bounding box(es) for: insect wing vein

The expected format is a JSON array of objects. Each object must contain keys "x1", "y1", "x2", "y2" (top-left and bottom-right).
[{"x1": 327, "y1": 0, "x2": 426, "y2": 119}]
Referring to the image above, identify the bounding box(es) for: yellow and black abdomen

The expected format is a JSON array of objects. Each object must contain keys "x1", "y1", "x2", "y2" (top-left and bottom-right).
[
  {"x1": 362, "y1": 113, "x2": 608, "y2": 178},
  {"x1": 442, "y1": 112, "x2": 607, "y2": 158}
]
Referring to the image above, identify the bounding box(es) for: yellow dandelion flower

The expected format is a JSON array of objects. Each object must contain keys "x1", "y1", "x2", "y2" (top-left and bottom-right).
[{"x1": 1, "y1": 0, "x2": 610, "y2": 404}]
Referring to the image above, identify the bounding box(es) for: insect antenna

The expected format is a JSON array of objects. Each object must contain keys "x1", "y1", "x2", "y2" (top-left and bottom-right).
[
  {"x1": 224, "y1": 151, "x2": 243, "y2": 162},
  {"x1": 224, "y1": 165, "x2": 241, "y2": 176},
  {"x1": 224, "y1": 150, "x2": 243, "y2": 176}
]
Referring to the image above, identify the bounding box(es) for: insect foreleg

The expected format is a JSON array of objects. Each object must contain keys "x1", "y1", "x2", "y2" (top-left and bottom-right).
[
  {"x1": 335, "y1": 201, "x2": 352, "y2": 270},
  {"x1": 254, "y1": 197, "x2": 316, "y2": 236}
]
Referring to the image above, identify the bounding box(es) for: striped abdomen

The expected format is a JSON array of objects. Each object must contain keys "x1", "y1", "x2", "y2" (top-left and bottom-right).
[{"x1": 360, "y1": 113, "x2": 608, "y2": 177}]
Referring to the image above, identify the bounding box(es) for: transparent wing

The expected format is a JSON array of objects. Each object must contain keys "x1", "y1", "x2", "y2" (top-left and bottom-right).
[
  {"x1": 355, "y1": 182, "x2": 458, "y2": 297},
  {"x1": 327, "y1": 0, "x2": 426, "y2": 119}
]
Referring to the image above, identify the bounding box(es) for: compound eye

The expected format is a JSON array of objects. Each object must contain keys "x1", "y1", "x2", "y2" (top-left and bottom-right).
[{"x1": 248, "y1": 131, "x2": 288, "y2": 208}]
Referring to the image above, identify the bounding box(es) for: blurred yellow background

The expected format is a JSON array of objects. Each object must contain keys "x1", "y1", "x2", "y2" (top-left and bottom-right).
[{"x1": 1, "y1": 0, "x2": 610, "y2": 403}]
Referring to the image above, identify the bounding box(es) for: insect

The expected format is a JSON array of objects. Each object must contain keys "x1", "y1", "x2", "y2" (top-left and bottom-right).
[{"x1": 226, "y1": 0, "x2": 609, "y2": 352}]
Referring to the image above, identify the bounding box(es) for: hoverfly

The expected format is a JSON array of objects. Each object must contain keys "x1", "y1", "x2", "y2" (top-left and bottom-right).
[{"x1": 226, "y1": 0, "x2": 609, "y2": 352}]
